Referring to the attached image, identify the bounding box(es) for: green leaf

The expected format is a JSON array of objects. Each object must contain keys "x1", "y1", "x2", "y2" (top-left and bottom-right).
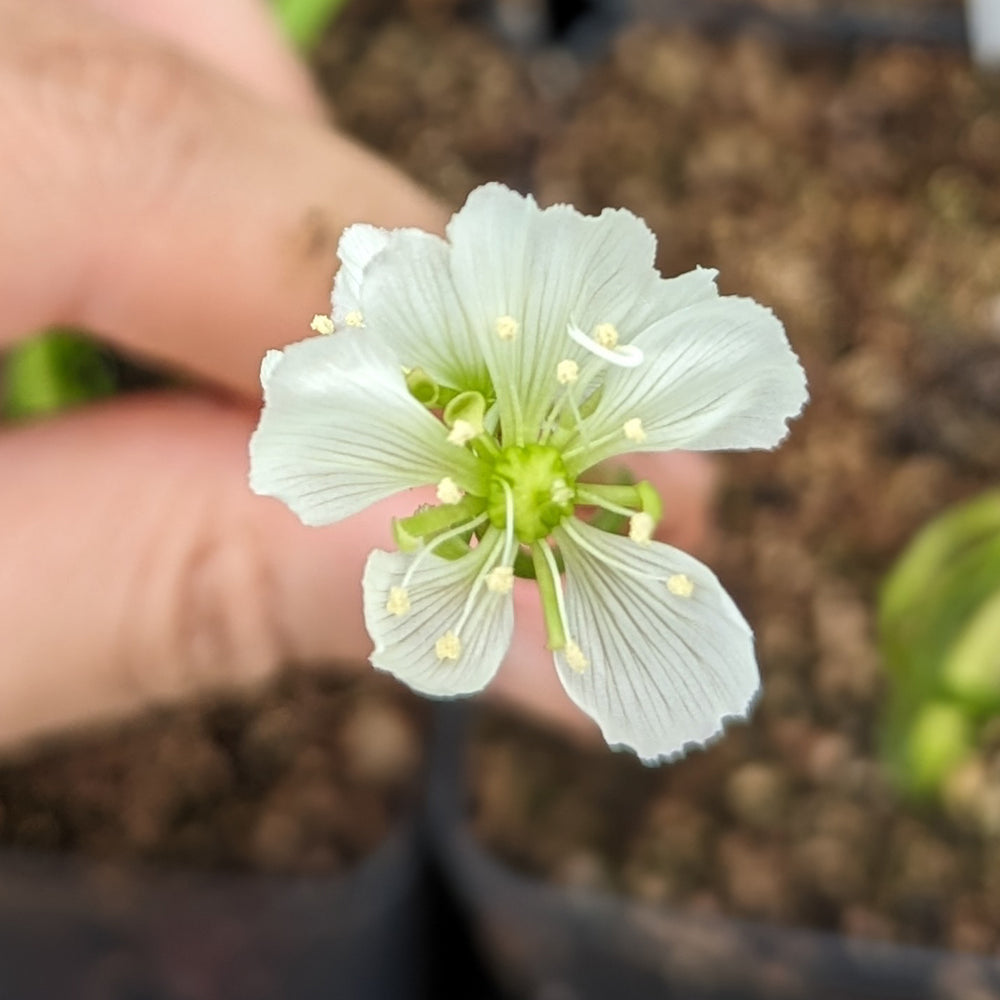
[
  {"x1": 272, "y1": 0, "x2": 349, "y2": 50},
  {"x1": 2, "y1": 329, "x2": 115, "y2": 421}
]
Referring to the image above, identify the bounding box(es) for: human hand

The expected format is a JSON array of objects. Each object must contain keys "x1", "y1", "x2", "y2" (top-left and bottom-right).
[{"x1": 0, "y1": 0, "x2": 716, "y2": 748}]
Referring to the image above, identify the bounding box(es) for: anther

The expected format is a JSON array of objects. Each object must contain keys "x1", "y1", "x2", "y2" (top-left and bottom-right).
[
  {"x1": 486, "y1": 565, "x2": 514, "y2": 594},
  {"x1": 344, "y1": 310, "x2": 364, "y2": 328},
  {"x1": 623, "y1": 417, "x2": 647, "y2": 443},
  {"x1": 310, "y1": 314, "x2": 334, "y2": 334},
  {"x1": 556, "y1": 359, "x2": 579, "y2": 385},
  {"x1": 436, "y1": 477, "x2": 464, "y2": 505},
  {"x1": 593, "y1": 323, "x2": 619, "y2": 349},
  {"x1": 551, "y1": 478, "x2": 574, "y2": 506},
  {"x1": 667, "y1": 574, "x2": 694, "y2": 597},
  {"x1": 564, "y1": 640, "x2": 588, "y2": 673},
  {"x1": 629, "y1": 512, "x2": 655, "y2": 545},
  {"x1": 495, "y1": 315, "x2": 519, "y2": 341},
  {"x1": 435, "y1": 632, "x2": 462, "y2": 660},
  {"x1": 447, "y1": 420, "x2": 477, "y2": 446},
  {"x1": 386, "y1": 586, "x2": 411, "y2": 615}
]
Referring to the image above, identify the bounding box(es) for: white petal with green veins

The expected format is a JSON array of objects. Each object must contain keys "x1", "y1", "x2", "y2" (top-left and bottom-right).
[
  {"x1": 250, "y1": 331, "x2": 486, "y2": 526},
  {"x1": 552, "y1": 519, "x2": 759, "y2": 762},
  {"x1": 361, "y1": 229, "x2": 492, "y2": 394},
  {"x1": 566, "y1": 296, "x2": 808, "y2": 472},
  {"x1": 363, "y1": 531, "x2": 513, "y2": 696},
  {"x1": 446, "y1": 184, "x2": 668, "y2": 439}
]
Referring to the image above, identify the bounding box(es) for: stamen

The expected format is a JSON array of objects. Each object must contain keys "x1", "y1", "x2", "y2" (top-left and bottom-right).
[
  {"x1": 436, "y1": 477, "x2": 465, "y2": 505},
  {"x1": 495, "y1": 315, "x2": 519, "y2": 341},
  {"x1": 667, "y1": 574, "x2": 695, "y2": 597},
  {"x1": 310, "y1": 314, "x2": 334, "y2": 335},
  {"x1": 623, "y1": 417, "x2": 647, "y2": 443},
  {"x1": 447, "y1": 419, "x2": 477, "y2": 446},
  {"x1": 593, "y1": 323, "x2": 619, "y2": 349},
  {"x1": 567, "y1": 322, "x2": 643, "y2": 368},
  {"x1": 344, "y1": 310, "x2": 364, "y2": 328},
  {"x1": 551, "y1": 478, "x2": 574, "y2": 506},
  {"x1": 564, "y1": 640, "x2": 588, "y2": 673},
  {"x1": 629, "y1": 512, "x2": 655, "y2": 545},
  {"x1": 401, "y1": 512, "x2": 489, "y2": 589},
  {"x1": 386, "y1": 587, "x2": 410, "y2": 615},
  {"x1": 486, "y1": 565, "x2": 514, "y2": 594},
  {"x1": 556, "y1": 359, "x2": 580, "y2": 385},
  {"x1": 435, "y1": 632, "x2": 462, "y2": 660}
]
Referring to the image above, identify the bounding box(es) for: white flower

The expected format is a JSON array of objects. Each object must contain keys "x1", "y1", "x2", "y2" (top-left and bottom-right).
[{"x1": 250, "y1": 183, "x2": 808, "y2": 762}]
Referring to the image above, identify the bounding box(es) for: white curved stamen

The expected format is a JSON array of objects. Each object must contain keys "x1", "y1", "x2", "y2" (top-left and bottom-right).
[
  {"x1": 667, "y1": 574, "x2": 695, "y2": 597},
  {"x1": 386, "y1": 586, "x2": 410, "y2": 615},
  {"x1": 629, "y1": 512, "x2": 655, "y2": 545},
  {"x1": 557, "y1": 359, "x2": 580, "y2": 385},
  {"x1": 623, "y1": 417, "x2": 646, "y2": 443},
  {"x1": 564, "y1": 640, "x2": 588, "y2": 672},
  {"x1": 495, "y1": 315, "x2": 519, "y2": 341},
  {"x1": 344, "y1": 310, "x2": 365, "y2": 328},
  {"x1": 568, "y1": 322, "x2": 643, "y2": 368}
]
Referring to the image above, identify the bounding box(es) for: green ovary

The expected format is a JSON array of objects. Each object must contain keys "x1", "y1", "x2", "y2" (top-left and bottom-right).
[{"x1": 487, "y1": 444, "x2": 575, "y2": 544}]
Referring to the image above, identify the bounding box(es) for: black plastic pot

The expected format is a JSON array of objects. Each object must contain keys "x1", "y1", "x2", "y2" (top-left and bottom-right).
[
  {"x1": 0, "y1": 821, "x2": 426, "y2": 1000},
  {"x1": 429, "y1": 704, "x2": 1000, "y2": 1000}
]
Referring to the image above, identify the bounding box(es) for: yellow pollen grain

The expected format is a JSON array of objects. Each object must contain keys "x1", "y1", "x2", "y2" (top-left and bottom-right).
[
  {"x1": 556, "y1": 359, "x2": 579, "y2": 385},
  {"x1": 486, "y1": 565, "x2": 514, "y2": 594},
  {"x1": 386, "y1": 586, "x2": 410, "y2": 615},
  {"x1": 310, "y1": 314, "x2": 334, "y2": 334},
  {"x1": 667, "y1": 574, "x2": 694, "y2": 598},
  {"x1": 447, "y1": 419, "x2": 476, "y2": 446},
  {"x1": 594, "y1": 323, "x2": 619, "y2": 349},
  {"x1": 495, "y1": 315, "x2": 519, "y2": 341},
  {"x1": 344, "y1": 310, "x2": 365, "y2": 328},
  {"x1": 565, "y1": 640, "x2": 588, "y2": 672},
  {"x1": 436, "y1": 477, "x2": 464, "y2": 505},
  {"x1": 623, "y1": 417, "x2": 646, "y2": 443},
  {"x1": 629, "y1": 512, "x2": 655, "y2": 545},
  {"x1": 435, "y1": 631, "x2": 462, "y2": 660}
]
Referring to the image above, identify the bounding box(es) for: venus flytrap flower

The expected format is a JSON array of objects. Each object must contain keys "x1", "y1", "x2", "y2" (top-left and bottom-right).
[{"x1": 250, "y1": 183, "x2": 808, "y2": 762}]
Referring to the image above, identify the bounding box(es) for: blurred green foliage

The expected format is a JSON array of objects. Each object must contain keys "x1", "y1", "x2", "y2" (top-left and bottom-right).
[
  {"x1": 1, "y1": 330, "x2": 116, "y2": 421},
  {"x1": 878, "y1": 491, "x2": 1000, "y2": 798},
  {"x1": 272, "y1": 0, "x2": 348, "y2": 50}
]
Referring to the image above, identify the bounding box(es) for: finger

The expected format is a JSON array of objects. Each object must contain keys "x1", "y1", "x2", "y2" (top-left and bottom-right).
[
  {"x1": 0, "y1": 393, "x2": 387, "y2": 747},
  {"x1": 0, "y1": 0, "x2": 447, "y2": 396},
  {"x1": 85, "y1": 0, "x2": 324, "y2": 118}
]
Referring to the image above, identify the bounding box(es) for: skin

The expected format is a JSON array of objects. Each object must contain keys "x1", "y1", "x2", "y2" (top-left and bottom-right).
[{"x1": 0, "y1": 0, "x2": 716, "y2": 750}]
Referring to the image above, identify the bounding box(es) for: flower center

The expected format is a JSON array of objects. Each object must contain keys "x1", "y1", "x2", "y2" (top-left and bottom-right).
[{"x1": 487, "y1": 444, "x2": 575, "y2": 544}]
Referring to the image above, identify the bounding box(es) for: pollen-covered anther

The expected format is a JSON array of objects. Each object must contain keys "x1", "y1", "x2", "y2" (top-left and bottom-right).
[
  {"x1": 386, "y1": 586, "x2": 410, "y2": 616},
  {"x1": 551, "y1": 478, "x2": 574, "y2": 506},
  {"x1": 556, "y1": 359, "x2": 579, "y2": 385},
  {"x1": 564, "y1": 640, "x2": 588, "y2": 673},
  {"x1": 593, "y1": 323, "x2": 619, "y2": 349},
  {"x1": 447, "y1": 419, "x2": 477, "y2": 446},
  {"x1": 309, "y1": 314, "x2": 334, "y2": 334},
  {"x1": 486, "y1": 565, "x2": 514, "y2": 594},
  {"x1": 623, "y1": 417, "x2": 646, "y2": 443},
  {"x1": 667, "y1": 574, "x2": 695, "y2": 598},
  {"x1": 436, "y1": 477, "x2": 464, "y2": 505},
  {"x1": 629, "y1": 512, "x2": 655, "y2": 545},
  {"x1": 344, "y1": 310, "x2": 365, "y2": 328},
  {"x1": 435, "y1": 631, "x2": 462, "y2": 660},
  {"x1": 495, "y1": 315, "x2": 519, "y2": 341}
]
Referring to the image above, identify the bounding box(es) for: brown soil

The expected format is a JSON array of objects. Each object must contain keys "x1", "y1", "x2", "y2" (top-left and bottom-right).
[{"x1": 0, "y1": 671, "x2": 426, "y2": 874}]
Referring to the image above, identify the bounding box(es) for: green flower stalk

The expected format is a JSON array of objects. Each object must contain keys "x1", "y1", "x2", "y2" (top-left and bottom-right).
[{"x1": 250, "y1": 184, "x2": 807, "y2": 762}]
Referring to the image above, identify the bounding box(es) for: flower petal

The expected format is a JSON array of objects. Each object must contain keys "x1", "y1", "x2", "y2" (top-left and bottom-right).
[
  {"x1": 568, "y1": 296, "x2": 808, "y2": 472},
  {"x1": 363, "y1": 531, "x2": 513, "y2": 695},
  {"x1": 552, "y1": 519, "x2": 759, "y2": 762},
  {"x1": 360, "y1": 229, "x2": 492, "y2": 394},
  {"x1": 445, "y1": 184, "x2": 670, "y2": 438},
  {"x1": 250, "y1": 330, "x2": 486, "y2": 526},
  {"x1": 331, "y1": 224, "x2": 390, "y2": 326}
]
